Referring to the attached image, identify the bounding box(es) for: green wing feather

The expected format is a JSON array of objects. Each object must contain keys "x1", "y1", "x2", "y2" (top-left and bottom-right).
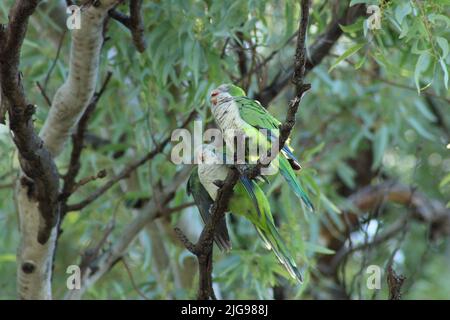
[
  {"x1": 235, "y1": 96, "x2": 281, "y2": 130},
  {"x1": 234, "y1": 96, "x2": 313, "y2": 210}
]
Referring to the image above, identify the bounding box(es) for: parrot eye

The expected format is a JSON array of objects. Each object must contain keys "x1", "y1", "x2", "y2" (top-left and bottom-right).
[{"x1": 210, "y1": 90, "x2": 219, "y2": 97}]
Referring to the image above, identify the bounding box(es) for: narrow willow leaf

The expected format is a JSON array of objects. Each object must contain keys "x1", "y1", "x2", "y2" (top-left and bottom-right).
[
  {"x1": 372, "y1": 125, "x2": 389, "y2": 170},
  {"x1": 395, "y1": 2, "x2": 412, "y2": 25},
  {"x1": 339, "y1": 19, "x2": 364, "y2": 33},
  {"x1": 439, "y1": 58, "x2": 449, "y2": 90},
  {"x1": 305, "y1": 242, "x2": 335, "y2": 255},
  {"x1": 436, "y1": 37, "x2": 449, "y2": 58},
  {"x1": 407, "y1": 117, "x2": 434, "y2": 141},
  {"x1": 439, "y1": 173, "x2": 450, "y2": 189},
  {"x1": 329, "y1": 43, "x2": 365, "y2": 72},
  {"x1": 414, "y1": 52, "x2": 431, "y2": 94}
]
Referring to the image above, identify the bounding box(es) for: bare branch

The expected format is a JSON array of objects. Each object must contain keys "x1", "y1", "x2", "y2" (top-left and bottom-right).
[
  {"x1": 121, "y1": 259, "x2": 150, "y2": 300},
  {"x1": 60, "y1": 72, "x2": 113, "y2": 213},
  {"x1": 0, "y1": 0, "x2": 59, "y2": 245},
  {"x1": 318, "y1": 181, "x2": 450, "y2": 276},
  {"x1": 109, "y1": 0, "x2": 147, "y2": 52},
  {"x1": 35, "y1": 81, "x2": 52, "y2": 107},
  {"x1": 43, "y1": 30, "x2": 67, "y2": 92}
]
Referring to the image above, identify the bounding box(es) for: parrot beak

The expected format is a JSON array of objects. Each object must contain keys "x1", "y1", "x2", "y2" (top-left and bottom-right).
[{"x1": 210, "y1": 90, "x2": 219, "y2": 105}]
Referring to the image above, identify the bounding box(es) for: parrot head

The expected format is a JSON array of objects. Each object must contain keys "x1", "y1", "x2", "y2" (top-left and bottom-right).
[{"x1": 210, "y1": 84, "x2": 246, "y2": 106}]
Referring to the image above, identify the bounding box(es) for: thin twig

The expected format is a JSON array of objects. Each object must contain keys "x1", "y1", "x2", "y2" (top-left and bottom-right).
[
  {"x1": 70, "y1": 169, "x2": 107, "y2": 193},
  {"x1": 43, "y1": 30, "x2": 66, "y2": 93},
  {"x1": 65, "y1": 110, "x2": 197, "y2": 212},
  {"x1": 129, "y1": 0, "x2": 146, "y2": 52},
  {"x1": 254, "y1": 3, "x2": 366, "y2": 105},
  {"x1": 121, "y1": 258, "x2": 151, "y2": 300},
  {"x1": 331, "y1": 53, "x2": 450, "y2": 104},
  {"x1": 109, "y1": 0, "x2": 146, "y2": 52},
  {"x1": 60, "y1": 72, "x2": 113, "y2": 213},
  {"x1": 35, "y1": 81, "x2": 52, "y2": 107}
]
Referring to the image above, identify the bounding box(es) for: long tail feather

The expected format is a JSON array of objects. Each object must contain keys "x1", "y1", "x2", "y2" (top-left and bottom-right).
[
  {"x1": 281, "y1": 146, "x2": 302, "y2": 170},
  {"x1": 278, "y1": 157, "x2": 314, "y2": 211},
  {"x1": 244, "y1": 179, "x2": 303, "y2": 283},
  {"x1": 255, "y1": 223, "x2": 303, "y2": 283}
]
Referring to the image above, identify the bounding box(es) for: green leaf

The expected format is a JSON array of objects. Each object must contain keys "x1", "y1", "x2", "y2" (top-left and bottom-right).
[
  {"x1": 414, "y1": 52, "x2": 431, "y2": 94},
  {"x1": 399, "y1": 19, "x2": 409, "y2": 39},
  {"x1": 428, "y1": 14, "x2": 450, "y2": 27},
  {"x1": 439, "y1": 58, "x2": 449, "y2": 90},
  {"x1": 407, "y1": 117, "x2": 434, "y2": 141},
  {"x1": 302, "y1": 142, "x2": 325, "y2": 161},
  {"x1": 192, "y1": 41, "x2": 202, "y2": 85},
  {"x1": 0, "y1": 254, "x2": 16, "y2": 263},
  {"x1": 329, "y1": 43, "x2": 365, "y2": 72},
  {"x1": 339, "y1": 19, "x2": 364, "y2": 33},
  {"x1": 320, "y1": 193, "x2": 342, "y2": 215},
  {"x1": 337, "y1": 162, "x2": 356, "y2": 189},
  {"x1": 355, "y1": 55, "x2": 367, "y2": 69},
  {"x1": 305, "y1": 242, "x2": 335, "y2": 255},
  {"x1": 439, "y1": 173, "x2": 450, "y2": 188},
  {"x1": 436, "y1": 37, "x2": 449, "y2": 58},
  {"x1": 395, "y1": 2, "x2": 412, "y2": 25},
  {"x1": 350, "y1": 0, "x2": 377, "y2": 6},
  {"x1": 414, "y1": 100, "x2": 437, "y2": 122},
  {"x1": 372, "y1": 125, "x2": 389, "y2": 169}
]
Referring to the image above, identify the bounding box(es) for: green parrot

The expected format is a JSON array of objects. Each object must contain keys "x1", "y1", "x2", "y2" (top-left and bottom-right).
[
  {"x1": 209, "y1": 83, "x2": 314, "y2": 211},
  {"x1": 189, "y1": 144, "x2": 303, "y2": 282}
]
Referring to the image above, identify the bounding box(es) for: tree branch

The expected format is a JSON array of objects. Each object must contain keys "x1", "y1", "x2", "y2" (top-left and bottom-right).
[
  {"x1": 60, "y1": 72, "x2": 113, "y2": 215},
  {"x1": 109, "y1": 0, "x2": 147, "y2": 52},
  {"x1": 65, "y1": 166, "x2": 192, "y2": 299},
  {"x1": 65, "y1": 110, "x2": 197, "y2": 212},
  {"x1": 39, "y1": 0, "x2": 121, "y2": 157},
  {"x1": 318, "y1": 181, "x2": 450, "y2": 276},
  {"x1": 0, "y1": 0, "x2": 62, "y2": 300},
  {"x1": 255, "y1": 2, "x2": 366, "y2": 105},
  {"x1": 175, "y1": 0, "x2": 313, "y2": 300}
]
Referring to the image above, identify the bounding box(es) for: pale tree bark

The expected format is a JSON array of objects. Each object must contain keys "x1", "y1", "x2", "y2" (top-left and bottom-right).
[
  {"x1": 64, "y1": 167, "x2": 191, "y2": 299},
  {"x1": 0, "y1": 0, "x2": 121, "y2": 299},
  {"x1": 40, "y1": 0, "x2": 120, "y2": 157},
  {"x1": 1, "y1": 0, "x2": 59, "y2": 300}
]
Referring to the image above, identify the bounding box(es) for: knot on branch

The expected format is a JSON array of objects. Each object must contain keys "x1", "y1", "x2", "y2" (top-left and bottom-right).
[{"x1": 21, "y1": 261, "x2": 36, "y2": 274}]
